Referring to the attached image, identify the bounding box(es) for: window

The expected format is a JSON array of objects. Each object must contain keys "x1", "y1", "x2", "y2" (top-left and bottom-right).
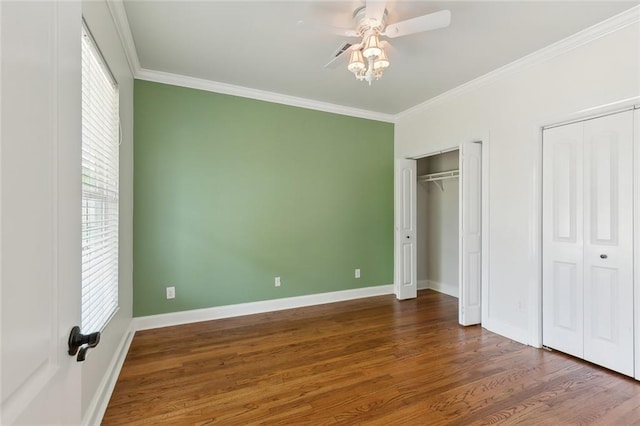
[{"x1": 81, "y1": 23, "x2": 119, "y2": 333}]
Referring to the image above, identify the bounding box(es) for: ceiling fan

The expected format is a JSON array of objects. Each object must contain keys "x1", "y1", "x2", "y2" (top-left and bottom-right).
[{"x1": 300, "y1": 0, "x2": 451, "y2": 85}]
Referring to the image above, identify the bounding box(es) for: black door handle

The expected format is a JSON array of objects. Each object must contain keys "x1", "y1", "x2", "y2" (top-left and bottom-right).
[
  {"x1": 68, "y1": 326, "x2": 100, "y2": 362},
  {"x1": 600, "y1": 254, "x2": 608, "y2": 259}
]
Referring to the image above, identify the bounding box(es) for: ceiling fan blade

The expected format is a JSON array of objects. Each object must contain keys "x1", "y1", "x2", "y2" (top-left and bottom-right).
[
  {"x1": 323, "y1": 42, "x2": 360, "y2": 69},
  {"x1": 297, "y1": 20, "x2": 359, "y2": 38},
  {"x1": 384, "y1": 10, "x2": 451, "y2": 39},
  {"x1": 365, "y1": 0, "x2": 387, "y2": 26},
  {"x1": 324, "y1": 52, "x2": 348, "y2": 69}
]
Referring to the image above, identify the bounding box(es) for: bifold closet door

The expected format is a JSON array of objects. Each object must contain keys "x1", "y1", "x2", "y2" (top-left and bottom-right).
[
  {"x1": 542, "y1": 121, "x2": 584, "y2": 359},
  {"x1": 582, "y1": 111, "x2": 633, "y2": 376},
  {"x1": 459, "y1": 142, "x2": 482, "y2": 326},
  {"x1": 543, "y1": 110, "x2": 634, "y2": 377},
  {"x1": 395, "y1": 159, "x2": 417, "y2": 300}
]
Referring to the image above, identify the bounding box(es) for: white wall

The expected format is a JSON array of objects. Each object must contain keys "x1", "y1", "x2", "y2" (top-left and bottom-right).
[
  {"x1": 81, "y1": 1, "x2": 134, "y2": 424},
  {"x1": 395, "y1": 13, "x2": 640, "y2": 344}
]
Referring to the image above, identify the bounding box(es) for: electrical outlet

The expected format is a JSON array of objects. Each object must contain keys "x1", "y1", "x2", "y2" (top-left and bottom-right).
[
  {"x1": 355, "y1": 268, "x2": 361, "y2": 279},
  {"x1": 275, "y1": 276, "x2": 281, "y2": 287},
  {"x1": 166, "y1": 286, "x2": 175, "y2": 299}
]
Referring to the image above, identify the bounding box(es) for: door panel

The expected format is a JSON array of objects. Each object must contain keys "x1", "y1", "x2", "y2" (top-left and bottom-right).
[
  {"x1": 542, "y1": 121, "x2": 584, "y2": 358},
  {"x1": 459, "y1": 142, "x2": 482, "y2": 325},
  {"x1": 589, "y1": 266, "x2": 618, "y2": 341},
  {"x1": 552, "y1": 142, "x2": 578, "y2": 242},
  {"x1": 552, "y1": 261, "x2": 578, "y2": 331},
  {"x1": 402, "y1": 245, "x2": 413, "y2": 285},
  {"x1": 395, "y1": 159, "x2": 417, "y2": 300},
  {"x1": 1, "y1": 2, "x2": 82, "y2": 423},
  {"x1": 467, "y1": 252, "x2": 481, "y2": 307},
  {"x1": 591, "y1": 140, "x2": 616, "y2": 243},
  {"x1": 583, "y1": 111, "x2": 633, "y2": 376}
]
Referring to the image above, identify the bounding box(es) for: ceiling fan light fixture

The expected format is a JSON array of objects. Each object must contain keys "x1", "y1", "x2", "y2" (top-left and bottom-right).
[
  {"x1": 362, "y1": 33, "x2": 382, "y2": 58},
  {"x1": 373, "y1": 49, "x2": 389, "y2": 70},
  {"x1": 316, "y1": 3, "x2": 451, "y2": 86},
  {"x1": 348, "y1": 33, "x2": 387, "y2": 85},
  {"x1": 347, "y1": 49, "x2": 365, "y2": 73}
]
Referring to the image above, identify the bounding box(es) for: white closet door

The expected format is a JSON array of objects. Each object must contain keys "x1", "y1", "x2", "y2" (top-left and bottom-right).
[
  {"x1": 583, "y1": 111, "x2": 634, "y2": 376},
  {"x1": 395, "y1": 159, "x2": 417, "y2": 300},
  {"x1": 542, "y1": 121, "x2": 585, "y2": 359},
  {"x1": 459, "y1": 142, "x2": 482, "y2": 325}
]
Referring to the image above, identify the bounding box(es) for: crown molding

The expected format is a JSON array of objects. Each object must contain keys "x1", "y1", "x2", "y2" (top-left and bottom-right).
[
  {"x1": 107, "y1": 0, "x2": 637, "y2": 124},
  {"x1": 107, "y1": 0, "x2": 141, "y2": 75},
  {"x1": 395, "y1": 5, "x2": 640, "y2": 120},
  {"x1": 136, "y1": 68, "x2": 396, "y2": 123},
  {"x1": 107, "y1": 0, "x2": 393, "y2": 123}
]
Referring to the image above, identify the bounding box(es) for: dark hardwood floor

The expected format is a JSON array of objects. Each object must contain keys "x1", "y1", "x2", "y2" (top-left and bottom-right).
[{"x1": 103, "y1": 290, "x2": 640, "y2": 425}]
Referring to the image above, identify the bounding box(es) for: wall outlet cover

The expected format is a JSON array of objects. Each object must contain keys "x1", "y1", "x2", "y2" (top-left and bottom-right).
[{"x1": 166, "y1": 286, "x2": 175, "y2": 299}]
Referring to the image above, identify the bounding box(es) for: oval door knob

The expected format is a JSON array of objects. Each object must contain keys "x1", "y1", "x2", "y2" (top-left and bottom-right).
[{"x1": 600, "y1": 254, "x2": 608, "y2": 259}]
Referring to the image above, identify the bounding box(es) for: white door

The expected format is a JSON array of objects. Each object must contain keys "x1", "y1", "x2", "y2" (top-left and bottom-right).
[
  {"x1": 543, "y1": 110, "x2": 634, "y2": 377},
  {"x1": 542, "y1": 121, "x2": 585, "y2": 359},
  {"x1": 395, "y1": 159, "x2": 417, "y2": 300},
  {"x1": 459, "y1": 142, "x2": 482, "y2": 325},
  {"x1": 1, "y1": 2, "x2": 82, "y2": 424},
  {"x1": 582, "y1": 111, "x2": 634, "y2": 376}
]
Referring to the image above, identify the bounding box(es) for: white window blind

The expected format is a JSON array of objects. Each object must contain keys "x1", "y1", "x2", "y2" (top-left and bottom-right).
[{"x1": 81, "y1": 24, "x2": 119, "y2": 333}]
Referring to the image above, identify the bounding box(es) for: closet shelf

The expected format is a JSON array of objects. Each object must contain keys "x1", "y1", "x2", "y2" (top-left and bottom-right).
[{"x1": 418, "y1": 169, "x2": 459, "y2": 191}]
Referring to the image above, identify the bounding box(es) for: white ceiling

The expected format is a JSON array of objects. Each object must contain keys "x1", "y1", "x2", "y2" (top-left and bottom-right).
[{"x1": 122, "y1": 1, "x2": 638, "y2": 115}]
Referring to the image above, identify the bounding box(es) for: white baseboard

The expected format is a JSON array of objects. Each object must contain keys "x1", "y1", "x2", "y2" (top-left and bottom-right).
[
  {"x1": 132, "y1": 284, "x2": 395, "y2": 331},
  {"x1": 426, "y1": 280, "x2": 459, "y2": 298},
  {"x1": 83, "y1": 329, "x2": 135, "y2": 426},
  {"x1": 417, "y1": 279, "x2": 429, "y2": 290}
]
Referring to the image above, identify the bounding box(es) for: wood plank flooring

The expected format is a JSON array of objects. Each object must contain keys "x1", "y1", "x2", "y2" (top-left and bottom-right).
[{"x1": 103, "y1": 290, "x2": 640, "y2": 425}]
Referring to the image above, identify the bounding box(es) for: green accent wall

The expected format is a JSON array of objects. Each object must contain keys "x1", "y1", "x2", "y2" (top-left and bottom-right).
[{"x1": 133, "y1": 80, "x2": 394, "y2": 317}]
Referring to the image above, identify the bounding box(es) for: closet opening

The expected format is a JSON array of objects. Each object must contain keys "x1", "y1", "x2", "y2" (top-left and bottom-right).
[
  {"x1": 395, "y1": 141, "x2": 482, "y2": 325},
  {"x1": 417, "y1": 150, "x2": 460, "y2": 299}
]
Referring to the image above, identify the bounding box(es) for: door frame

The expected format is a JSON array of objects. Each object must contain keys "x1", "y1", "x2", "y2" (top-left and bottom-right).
[
  {"x1": 394, "y1": 135, "x2": 490, "y2": 325},
  {"x1": 534, "y1": 99, "x2": 640, "y2": 353},
  {"x1": 634, "y1": 108, "x2": 640, "y2": 381}
]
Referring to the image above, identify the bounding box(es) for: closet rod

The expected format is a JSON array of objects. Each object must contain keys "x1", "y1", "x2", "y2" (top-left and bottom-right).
[{"x1": 417, "y1": 169, "x2": 459, "y2": 182}]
